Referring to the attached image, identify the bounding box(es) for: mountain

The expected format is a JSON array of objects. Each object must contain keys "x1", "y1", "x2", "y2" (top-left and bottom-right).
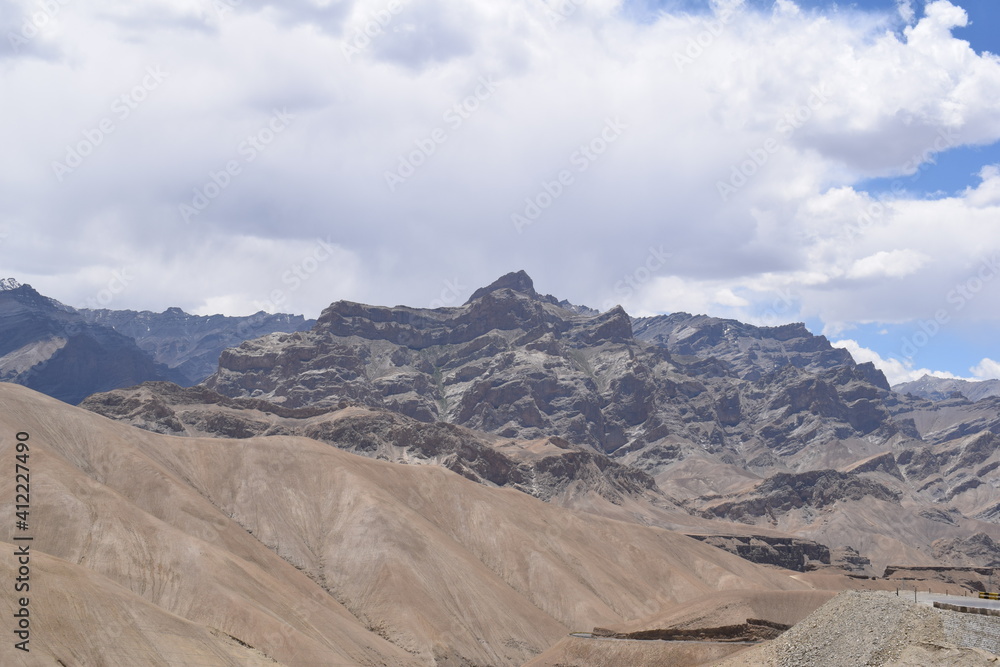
[
  {"x1": 0, "y1": 382, "x2": 811, "y2": 666},
  {"x1": 894, "y1": 375, "x2": 1000, "y2": 402},
  {"x1": 200, "y1": 270, "x2": 897, "y2": 470},
  {"x1": 79, "y1": 271, "x2": 1000, "y2": 573},
  {"x1": 0, "y1": 280, "x2": 183, "y2": 404},
  {"x1": 631, "y1": 312, "x2": 874, "y2": 382},
  {"x1": 77, "y1": 306, "x2": 314, "y2": 386}
]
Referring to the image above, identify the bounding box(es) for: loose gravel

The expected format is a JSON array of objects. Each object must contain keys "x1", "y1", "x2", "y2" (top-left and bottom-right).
[{"x1": 722, "y1": 590, "x2": 1000, "y2": 667}]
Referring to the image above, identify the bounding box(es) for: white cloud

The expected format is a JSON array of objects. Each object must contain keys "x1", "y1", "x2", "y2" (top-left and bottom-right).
[
  {"x1": 846, "y1": 249, "x2": 929, "y2": 280},
  {"x1": 897, "y1": 0, "x2": 916, "y2": 24},
  {"x1": 832, "y1": 339, "x2": 962, "y2": 385},
  {"x1": 963, "y1": 164, "x2": 1000, "y2": 207},
  {"x1": 0, "y1": 0, "x2": 998, "y2": 365},
  {"x1": 829, "y1": 345, "x2": 1000, "y2": 387},
  {"x1": 971, "y1": 358, "x2": 1000, "y2": 380},
  {"x1": 772, "y1": 0, "x2": 802, "y2": 19}
]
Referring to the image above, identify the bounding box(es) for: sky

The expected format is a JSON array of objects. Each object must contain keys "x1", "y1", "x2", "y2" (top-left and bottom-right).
[{"x1": 1, "y1": 0, "x2": 999, "y2": 386}]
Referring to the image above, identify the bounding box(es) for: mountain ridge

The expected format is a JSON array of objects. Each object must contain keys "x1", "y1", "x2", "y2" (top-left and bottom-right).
[
  {"x1": 78, "y1": 272, "x2": 1000, "y2": 573},
  {"x1": 895, "y1": 374, "x2": 1000, "y2": 403}
]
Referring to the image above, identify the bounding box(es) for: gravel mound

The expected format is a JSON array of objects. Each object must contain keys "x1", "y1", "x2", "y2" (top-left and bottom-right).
[{"x1": 716, "y1": 591, "x2": 1000, "y2": 667}]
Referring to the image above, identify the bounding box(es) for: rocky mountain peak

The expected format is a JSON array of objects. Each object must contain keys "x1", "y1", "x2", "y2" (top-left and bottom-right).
[
  {"x1": 465, "y1": 270, "x2": 537, "y2": 304},
  {"x1": 0, "y1": 280, "x2": 61, "y2": 310}
]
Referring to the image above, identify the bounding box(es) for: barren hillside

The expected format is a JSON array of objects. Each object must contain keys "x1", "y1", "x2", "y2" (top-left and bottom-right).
[{"x1": 0, "y1": 383, "x2": 809, "y2": 666}]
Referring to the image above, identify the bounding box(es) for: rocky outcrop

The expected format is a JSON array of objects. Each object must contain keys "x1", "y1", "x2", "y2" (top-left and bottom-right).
[
  {"x1": 686, "y1": 534, "x2": 831, "y2": 572},
  {"x1": 700, "y1": 470, "x2": 900, "y2": 524},
  {"x1": 830, "y1": 546, "x2": 872, "y2": 574},
  {"x1": 932, "y1": 534, "x2": 1000, "y2": 568},
  {"x1": 844, "y1": 452, "x2": 904, "y2": 481},
  {"x1": 593, "y1": 618, "x2": 791, "y2": 642}
]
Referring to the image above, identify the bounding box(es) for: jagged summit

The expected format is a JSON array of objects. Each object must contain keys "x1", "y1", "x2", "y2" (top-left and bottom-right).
[
  {"x1": 0, "y1": 279, "x2": 68, "y2": 311},
  {"x1": 462, "y1": 271, "x2": 599, "y2": 315},
  {"x1": 465, "y1": 270, "x2": 538, "y2": 304}
]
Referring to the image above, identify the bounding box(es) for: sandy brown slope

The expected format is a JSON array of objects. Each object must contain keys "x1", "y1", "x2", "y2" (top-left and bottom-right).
[
  {"x1": 0, "y1": 389, "x2": 423, "y2": 667},
  {"x1": 0, "y1": 383, "x2": 808, "y2": 665},
  {"x1": 0, "y1": 545, "x2": 286, "y2": 667},
  {"x1": 523, "y1": 634, "x2": 747, "y2": 667}
]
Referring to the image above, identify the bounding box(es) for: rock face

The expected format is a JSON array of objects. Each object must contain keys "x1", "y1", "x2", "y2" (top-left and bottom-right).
[
  {"x1": 700, "y1": 470, "x2": 901, "y2": 524},
  {"x1": 78, "y1": 306, "x2": 314, "y2": 385},
  {"x1": 0, "y1": 282, "x2": 182, "y2": 404},
  {"x1": 685, "y1": 534, "x2": 831, "y2": 572},
  {"x1": 932, "y1": 534, "x2": 1000, "y2": 568},
  {"x1": 632, "y1": 312, "x2": 882, "y2": 383}
]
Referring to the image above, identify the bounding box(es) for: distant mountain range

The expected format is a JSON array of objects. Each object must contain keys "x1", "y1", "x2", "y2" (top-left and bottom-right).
[
  {"x1": 77, "y1": 306, "x2": 314, "y2": 385},
  {"x1": 0, "y1": 278, "x2": 312, "y2": 403},
  {"x1": 894, "y1": 375, "x2": 1000, "y2": 402}
]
